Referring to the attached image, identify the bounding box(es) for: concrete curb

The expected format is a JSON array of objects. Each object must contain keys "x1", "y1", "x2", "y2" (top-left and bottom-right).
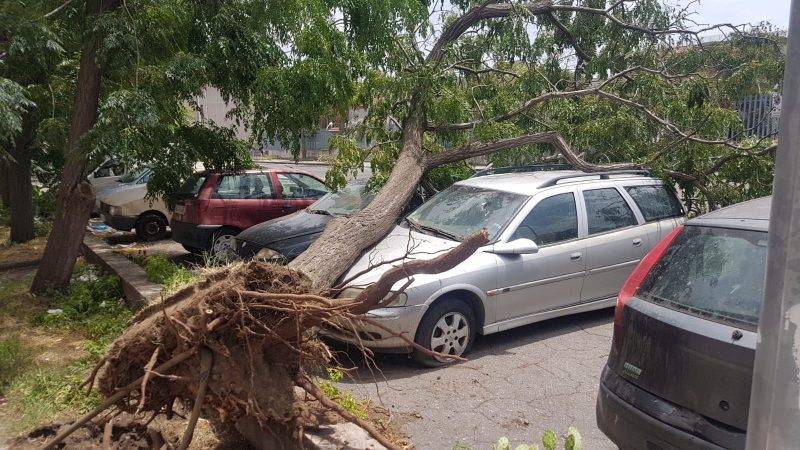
[{"x1": 81, "y1": 234, "x2": 163, "y2": 307}]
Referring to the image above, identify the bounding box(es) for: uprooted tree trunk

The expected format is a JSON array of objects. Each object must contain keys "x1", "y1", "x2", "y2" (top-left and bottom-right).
[{"x1": 42, "y1": 230, "x2": 489, "y2": 449}]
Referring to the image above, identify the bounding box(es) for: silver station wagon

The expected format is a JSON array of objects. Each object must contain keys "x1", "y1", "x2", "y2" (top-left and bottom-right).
[{"x1": 328, "y1": 169, "x2": 686, "y2": 366}]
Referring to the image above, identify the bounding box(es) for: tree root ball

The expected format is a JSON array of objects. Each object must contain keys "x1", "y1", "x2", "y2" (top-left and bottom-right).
[{"x1": 97, "y1": 261, "x2": 330, "y2": 429}]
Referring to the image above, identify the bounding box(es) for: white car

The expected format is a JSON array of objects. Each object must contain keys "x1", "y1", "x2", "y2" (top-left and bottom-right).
[{"x1": 98, "y1": 181, "x2": 170, "y2": 241}]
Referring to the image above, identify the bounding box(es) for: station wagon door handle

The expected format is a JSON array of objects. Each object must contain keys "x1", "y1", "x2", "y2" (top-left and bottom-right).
[
  {"x1": 632, "y1": 238, "x2": 643, "y2": 247},
  {"x1": 570, "y1": 252, "x2": 582, "y2": 261}
]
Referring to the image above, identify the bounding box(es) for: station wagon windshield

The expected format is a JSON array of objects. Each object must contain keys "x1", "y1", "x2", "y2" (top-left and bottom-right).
[
  {"x1": 309, "y1": 184, "x2": 375, "y2": 216},
  {"x1": 405, "y1": 185, "x2": 527, "y2": 241}
]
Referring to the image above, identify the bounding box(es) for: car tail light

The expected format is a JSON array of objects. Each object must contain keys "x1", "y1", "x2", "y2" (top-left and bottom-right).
[{"x1": 614, "y1": 225, "x2": 684, "y2": 344}]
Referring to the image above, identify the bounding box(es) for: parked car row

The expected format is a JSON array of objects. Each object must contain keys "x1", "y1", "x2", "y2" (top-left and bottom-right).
[{"x1": 95, "y1": 162, "x2": 767, "y2": 447}]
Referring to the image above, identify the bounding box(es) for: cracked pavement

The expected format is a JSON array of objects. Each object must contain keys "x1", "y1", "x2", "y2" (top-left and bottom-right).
[{"x1": 334, "y1": 309, "x2": 617, "y2": 450}]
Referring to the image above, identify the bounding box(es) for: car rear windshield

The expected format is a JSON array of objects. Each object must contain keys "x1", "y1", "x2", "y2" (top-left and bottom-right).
[
  {"x1": 309, "y1": 183, "x2": 375, "y2": 216},
  {"x1": 638, "y1": 225, "x2": 767, "y2": 330},
  {"x1": 177, "y1": 174, "x2": 207, "y2": 197}
]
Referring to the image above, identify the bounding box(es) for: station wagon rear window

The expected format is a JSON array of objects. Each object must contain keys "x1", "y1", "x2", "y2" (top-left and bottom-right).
[
  {"x1": 637, "y1": 225, "x2": 767, "y2": 330},
  {"x1": 625, "y1": 185, "x2": 684, "y2": 222}
]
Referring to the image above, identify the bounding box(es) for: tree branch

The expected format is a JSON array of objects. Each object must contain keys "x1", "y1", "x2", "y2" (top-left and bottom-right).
[
  {"x1": 426, "y1": 2, "x2": 747, "y2": 65},
  {"x1": 544, "y1": 12, "x2": 591, "y2": 62},
  {"x1": 422, "y1": 131, "x2": 640, "y2": 172}
]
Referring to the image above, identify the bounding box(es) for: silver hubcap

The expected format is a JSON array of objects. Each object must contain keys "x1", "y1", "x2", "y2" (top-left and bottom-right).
[
  {"x1": 430, "y1": 312, "x2": 470, "y2": 361},
  {"x1": 212, "y1": 234, "x2": 236, "y2": 260}
]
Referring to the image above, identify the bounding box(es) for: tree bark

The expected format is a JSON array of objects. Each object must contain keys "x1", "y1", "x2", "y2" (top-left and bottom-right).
[
  {"x1": 0, "y1": 159, "x2": 9, "y2": 208},
  {"x1": 289, "y1": 111, "x2": 426, "y2": 290},
  {"x1": 31, "y1": 0, "x2": 118, "y2": 294},
  {"x1": 7, "y1": 112, "x2": 37, "y2": 243}
]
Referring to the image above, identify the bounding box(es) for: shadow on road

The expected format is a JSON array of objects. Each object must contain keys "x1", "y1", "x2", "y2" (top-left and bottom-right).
[{"x1": 330, "y1": 308, "x2": 614, "y2": 383}]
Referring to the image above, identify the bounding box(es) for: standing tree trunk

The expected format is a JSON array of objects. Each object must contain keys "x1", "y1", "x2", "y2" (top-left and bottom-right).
[
  {"x1": 7, "y1": 112, "x2": 37, "y2": 243},
  {"x1": 0, "y1": 159, "x2": 9, "y2": 208},
  {"x1": 31, "y1": 0, "x2": 119, "y2": 294}
]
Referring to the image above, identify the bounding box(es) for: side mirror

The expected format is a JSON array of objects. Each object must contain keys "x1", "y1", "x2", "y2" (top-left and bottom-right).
[{"x1": 488, "y1": 238, "x2": 539, "y2": 255}]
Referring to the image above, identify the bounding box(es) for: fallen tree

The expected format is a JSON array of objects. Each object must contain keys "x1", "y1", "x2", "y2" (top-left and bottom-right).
[
  {"x1": 42, "y1": 230, "x2": 488, "y2": 449},
  {"x1": 36, "y1": 1, "x2": 783, "y2": 448}
]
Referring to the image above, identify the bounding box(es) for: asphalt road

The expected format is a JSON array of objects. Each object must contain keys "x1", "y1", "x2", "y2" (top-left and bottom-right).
[{"x1": 332, "y1": 309, "x2": 617, "y2": 450}]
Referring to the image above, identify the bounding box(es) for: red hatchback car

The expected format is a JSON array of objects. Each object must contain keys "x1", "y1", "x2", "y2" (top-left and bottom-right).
[{"x1": 171, "y1": 169, "x2": 329, "y2": 258}]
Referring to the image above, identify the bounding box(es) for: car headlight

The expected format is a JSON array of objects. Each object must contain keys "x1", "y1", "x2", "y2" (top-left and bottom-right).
[
  {"x1": 109, "y1": 206, "x2": 122, "y2": 216},
  {"x1": 255, "y1": 247, "x2": 283, "y2": 261},
  {"x1": 337, "y1": 287, "x2": 408, "y2": 307}
]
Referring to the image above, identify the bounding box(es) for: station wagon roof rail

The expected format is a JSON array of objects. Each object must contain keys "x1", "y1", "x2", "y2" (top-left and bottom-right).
[
  {"x1": 537, "y1": 170, "x2": 651, "y2": 188},
  {"x1": 472, "y1": 163, "x2": 574, "y2": 177}
]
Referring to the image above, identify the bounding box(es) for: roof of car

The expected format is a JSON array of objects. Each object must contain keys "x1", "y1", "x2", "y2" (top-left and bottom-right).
[
  {"x1": 456, "y1": 170, "x2": 655, "y2": 196},
  {"x1": 688, "y1": 196, "x2": 772, "y2": 232}
]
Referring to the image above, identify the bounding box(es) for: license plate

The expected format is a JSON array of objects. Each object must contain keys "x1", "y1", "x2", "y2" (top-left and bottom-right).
[{"x1": 175, "y1": 205, "x2": 186, "y2": 215}]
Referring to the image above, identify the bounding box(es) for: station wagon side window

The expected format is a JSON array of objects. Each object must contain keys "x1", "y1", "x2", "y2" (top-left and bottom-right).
[
  {"x1": 511, "y1": 192, "x2": 578, "y2": 246},
  {"x1": 214, "y1": 174, "x2": 274, "y2": 199},
  {"x1": 583, "y1": 188, "x2": 637, "y2": 235},
  {"x1": 624, "y1": 185, "x2": 684, "y2": 222},
  {"x1": 276, "y1": 173, "x2": 329, "y2": 199}
]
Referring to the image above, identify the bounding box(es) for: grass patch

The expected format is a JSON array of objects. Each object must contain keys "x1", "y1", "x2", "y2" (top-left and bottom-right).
[
  {"x1": 0, "y1": 226, "x2": 48, "y2": 267},
  {"x1": 320, "y1": 368, "x2": 369, "y2": 420},
  {"x1": 0, "y1": 336, "x2": 30, "y2": 395},
  {"x1": 0, "y1": 265, "x2": 134, "y2": 434},
  {"x1": 143, "y1": 255, "x2": 198, "y2": 293},
  {"x1": 32, "y1": 265, "x2": 132, "y2": 341},
  {"x1": 5, "y1": 361, "x2": 102, "y2": 433}
]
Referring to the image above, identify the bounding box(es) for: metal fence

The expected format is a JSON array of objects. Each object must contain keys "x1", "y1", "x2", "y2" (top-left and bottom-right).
[{"x1": 735, "y1": 94, "x2": 782, "y2": 139}]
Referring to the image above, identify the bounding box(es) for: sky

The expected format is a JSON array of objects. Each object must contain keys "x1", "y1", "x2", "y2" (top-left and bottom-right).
[{"x1": 683, "y1": 0, "x2": 791, "y2": 30}]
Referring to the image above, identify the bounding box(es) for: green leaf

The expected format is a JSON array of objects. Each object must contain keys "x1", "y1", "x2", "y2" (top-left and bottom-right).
[
  {"x1": 565, "y1": 427, "x2": 582, "y2": 450},
  {"x1": 495, "y1": 437, "x2": 510, "y2": 450},
  {"x1": 542, "y1": 430, "x2": 558, "y2": 450}
]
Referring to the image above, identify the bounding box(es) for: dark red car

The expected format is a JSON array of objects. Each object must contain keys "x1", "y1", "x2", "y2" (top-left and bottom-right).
[{"x1": 171, "y1": 169, "x2": 329, "y2": 258}]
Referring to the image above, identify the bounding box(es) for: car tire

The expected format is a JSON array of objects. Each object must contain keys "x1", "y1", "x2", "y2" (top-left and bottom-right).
[
  {"x1": 135, "y1": 213, "x2": 168, "y2": 242},
  {"x1": 207, "y1": 227, "x2": 241, "y2": 260},
  {"x1": 182, "y1": 244, "x2": 203, "y2": 255},
  {"x1": 412, "y1": 298, "x2": 477, "y2": 368}
]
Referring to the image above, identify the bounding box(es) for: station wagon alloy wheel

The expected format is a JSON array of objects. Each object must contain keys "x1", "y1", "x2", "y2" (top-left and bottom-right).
[{"x1": 431, "y1": 312, "x2": 470, "y2": 361}]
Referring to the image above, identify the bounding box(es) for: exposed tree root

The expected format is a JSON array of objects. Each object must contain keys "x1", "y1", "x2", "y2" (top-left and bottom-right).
[{"x1": 38, "y1": 230, "x2": 489, "y2": 449}]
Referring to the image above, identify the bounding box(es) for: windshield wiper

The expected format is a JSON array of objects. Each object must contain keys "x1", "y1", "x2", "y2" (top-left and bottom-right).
[{"x1": 405, "y1": 218, "x2": 463, "y2": 242}]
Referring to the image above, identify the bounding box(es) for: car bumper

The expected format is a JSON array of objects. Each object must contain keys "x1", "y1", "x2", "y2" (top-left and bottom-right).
[
  {"x1": 596, "y1": 365, "x2": 740, "y2": 450},
  {"x1": 102, "y1": 214, "x2": 137, "y2": 232},
  {"x1": 171, "y1": 221, "x2": 221, "y2": 250},
  {"x1": 320, "y1": 304, "x2": 428, "y2": 353}
]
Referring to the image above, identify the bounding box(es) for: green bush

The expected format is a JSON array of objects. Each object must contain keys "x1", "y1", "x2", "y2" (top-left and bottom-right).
[
  {"x1": 144, "y1": 255, "x2": 197, "y2": 293},
  {"x1": 32, "y1": 186, "x2": 56, "y2": 220},
  {"x1": 33, "y1": 266, "x2": 131, "y2": 341},
  {"x1": 0, "y1": 336, "x2": 29, "y2": 394}
]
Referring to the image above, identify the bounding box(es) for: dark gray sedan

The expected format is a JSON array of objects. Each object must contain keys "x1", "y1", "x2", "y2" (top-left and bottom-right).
[{"x1": 234, "y1": 181, "x2": 427, "y2": 262}]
